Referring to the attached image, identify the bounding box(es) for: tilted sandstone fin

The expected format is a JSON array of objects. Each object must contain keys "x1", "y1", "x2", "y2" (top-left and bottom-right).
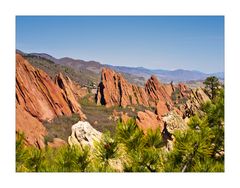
[
  {"x1": 16, "y1": 54, "x2": 86, "y2": 148},
  {"x1": 55, "y1": 73, "x2": 86, "y2": 120},
  {"x1": 16, "y1": 104, "x2": 47, "y2": 149},
  {"x1": 64, "y1": 75, "x2": 89, "y2": 99},
  {"x1": 96, "y1": 68, "x2": 150, "y2": 107},
  {"x1": 145, "y1": 75, "x2": 174, "y2": 106},
  {"x1": 16, "y1": 54, "x2": 73, "y2": 121}
]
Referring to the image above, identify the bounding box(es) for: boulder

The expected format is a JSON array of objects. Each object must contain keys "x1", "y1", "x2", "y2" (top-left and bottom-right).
[
  {"x1": 68, "y1": 121, "x2": 102, "y2": 148},
  {"x1": 162, "y1": 111, "x2": 187, "y2": 134},
  {"x1": 161, "y1": 111, "x2": 187, "y2": 151},
  {"x1": 136, "y1": 110, "x2": 163, "y2": 133}
]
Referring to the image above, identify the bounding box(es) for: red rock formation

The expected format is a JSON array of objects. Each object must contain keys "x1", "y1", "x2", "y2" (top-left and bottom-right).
[
  {"x1": 136, "y1": 108, "x2": 186, "y2": 151},
  {"x1": 96, "y1": 68, "x2": 149, "y2": 107},
  {"x1": 171, "y1": 83, "x2": 210, "y2": 117},
  {"x1": 178, "y1": 83, "x2": 190, "y2": 98},
  {"x1": 145, "y1": 75, "x2": 174, "y2": 106},
  {"x1": 62, "y1": 75, "x2": 89, "y2": 99},
  {"x1": 156, "y1": 100, "x2": 170, "y2": 117},
  {"x1": 136, "y1": 110, "x2": 163, "y2": 133},
  {"x1": 164, "y1": 83, "x2": 175, "y2": 97},
  {"x1": 16, "y1": 104, "x2": 46, "y2": 149},
  {"x1": 16, "y1": 54, "x2": 72, "y2": 121},
  {"x1": 183, "y1": 87, "x2": 210, "y2": 116},
  {"x1": 191, "y1": 88, "x2": 210, "y2": 105},
  {"x1": 16, "y1": 54, "x2": 86, "y2": 148},
  {"x1": 55, "y1": 73, "x2": 86, "y2": 120},
  {"x1": 96, "y1": 68, "x2": 179, "y2": 110},
  {"x1": 131, "y1": 85, "x2": 149, "y2": 106}
]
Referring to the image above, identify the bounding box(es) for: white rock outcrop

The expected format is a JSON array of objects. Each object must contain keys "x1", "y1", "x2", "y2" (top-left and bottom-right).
[
  {"x1": 163, "y1": 111, "x2": 187, "y2": 134},
  {"x1": 68, "y1": 121, "x2": 102, "y2": 148}
]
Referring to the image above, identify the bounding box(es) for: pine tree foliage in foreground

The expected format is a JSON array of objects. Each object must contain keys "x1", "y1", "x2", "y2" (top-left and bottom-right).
[
  {"x1": 164, "y1": 89, "x2": 224, "y2": 172},
  {"x1": 16, "y1": 89, "x2": 224, "y2": 172}
]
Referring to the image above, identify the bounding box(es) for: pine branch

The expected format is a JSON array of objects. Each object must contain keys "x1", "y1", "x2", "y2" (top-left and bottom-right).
[{"x1": 181, "y1": 142, "x2": 199, "y2": 172}]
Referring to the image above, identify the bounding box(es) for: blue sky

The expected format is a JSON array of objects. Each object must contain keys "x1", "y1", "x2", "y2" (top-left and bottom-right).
[{"x1": 16, "y1": 16, "x2": 224, "y2": 73}]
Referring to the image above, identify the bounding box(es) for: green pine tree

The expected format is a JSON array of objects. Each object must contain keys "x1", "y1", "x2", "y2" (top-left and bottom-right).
[
  {"x1": 203, "y1": 76, "x2": 221, "y2": 100},
  {"x1": 165, "y1": 88, "x2": 224, "y2": 172}
]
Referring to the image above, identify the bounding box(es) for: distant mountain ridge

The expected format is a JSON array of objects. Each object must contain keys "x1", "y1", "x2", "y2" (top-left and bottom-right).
[
  {"x1": 16, "y1": 50, "x2": 224, "y2": 83},
  {"x1": 105, "y1": 65, "x2": 224, "y2": 83}
]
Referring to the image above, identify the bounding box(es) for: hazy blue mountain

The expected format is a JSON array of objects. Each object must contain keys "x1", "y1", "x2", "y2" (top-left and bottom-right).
[
  {"x1": 17, "y1": 50, "x2": 224, "y2": 83},
  {"x1": 152, "y1": 69, "x2": 210, "y2": 82},
  {"x1": 107, "y1": 66, "x2": 224, "y2": 83}
]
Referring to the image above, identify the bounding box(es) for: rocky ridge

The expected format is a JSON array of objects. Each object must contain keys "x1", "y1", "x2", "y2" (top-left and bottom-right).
[
  {"x1": 16, "y1": 54, "x2": 86, "y2": 148},
  {"x1": 96, "y1": 68, "x2": 209, "y2": 116}
]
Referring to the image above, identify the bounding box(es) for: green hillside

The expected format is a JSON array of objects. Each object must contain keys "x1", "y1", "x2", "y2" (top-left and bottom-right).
[{"x1": 24, "y1": 54, "x2": 99, "y2": 87}]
